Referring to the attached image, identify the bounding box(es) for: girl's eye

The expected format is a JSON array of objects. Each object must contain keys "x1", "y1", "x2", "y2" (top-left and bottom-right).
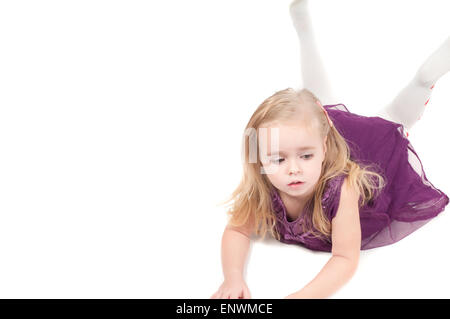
[{"x1": 272, "y1": 154, "x2": 313, "y2": 164}]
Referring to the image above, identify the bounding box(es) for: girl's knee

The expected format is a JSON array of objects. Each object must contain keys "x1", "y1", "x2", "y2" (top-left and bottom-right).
[{"x1": 414, "y1": 67, "x2": 436, "y2": 88}]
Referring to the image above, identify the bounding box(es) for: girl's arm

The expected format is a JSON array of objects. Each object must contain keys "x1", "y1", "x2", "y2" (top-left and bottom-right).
[
  {"x1": 210, "y1": 222, "x2": 253, "y2": 299},
  {"x1": 221, "y1": 225, "x2": 251, "y2": 281},
  {"x1": 285, "y1": 177, "x2": 361, "y2": 299},
  {"x1": 222, "y1": 214, "x2": 255, "y2": 281}
]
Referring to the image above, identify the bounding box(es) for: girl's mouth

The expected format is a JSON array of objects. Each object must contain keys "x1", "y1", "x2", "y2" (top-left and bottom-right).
[{"x1": 288, "y1": 181, "x2": 304, "y2": 187}]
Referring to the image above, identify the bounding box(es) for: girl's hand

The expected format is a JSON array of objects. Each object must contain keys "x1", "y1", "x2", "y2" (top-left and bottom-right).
[
  {"x1": 284, "y1": 292, "x2": 301, "y2": 299},
  {"x1": 210, "y1": 277, "x2": 251, "y2": 299}
]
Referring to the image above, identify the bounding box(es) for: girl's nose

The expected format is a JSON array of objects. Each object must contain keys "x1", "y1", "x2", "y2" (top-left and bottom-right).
[{"x1": 289, "y1": 162, "x2": 302, "y2": 174}]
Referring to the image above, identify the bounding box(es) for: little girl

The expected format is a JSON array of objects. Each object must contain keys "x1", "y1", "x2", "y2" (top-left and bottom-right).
[{"x1": 211, "y1": 0, "x2": 450, "y2": 299}]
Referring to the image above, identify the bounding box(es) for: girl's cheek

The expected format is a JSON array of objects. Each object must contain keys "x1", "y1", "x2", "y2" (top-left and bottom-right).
[{"x1": 262, "y1": 163, "x2": 282, "y2": 175}]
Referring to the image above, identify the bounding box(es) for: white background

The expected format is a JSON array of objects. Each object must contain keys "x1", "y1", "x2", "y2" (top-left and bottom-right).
[{"x1": 0, "y1": 0, "x2": 449, "y2": 298}]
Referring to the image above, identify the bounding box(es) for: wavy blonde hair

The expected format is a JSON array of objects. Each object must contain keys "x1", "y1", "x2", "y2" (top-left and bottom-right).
[{"x1": 220, "y1": 88, "x2": 386, "y2": 243}]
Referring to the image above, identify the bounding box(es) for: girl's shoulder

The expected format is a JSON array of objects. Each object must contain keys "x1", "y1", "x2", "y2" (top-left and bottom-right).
[
  {"x1": 322, "y1": 173, "x2": 347, "y2": 204},
  {"x1": 322, "y1": 173, "x2": 349, "y2": 220}
]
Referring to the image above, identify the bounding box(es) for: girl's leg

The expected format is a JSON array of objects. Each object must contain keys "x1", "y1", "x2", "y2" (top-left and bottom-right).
[
  {"x1": 290, "y1": 0, "x2": 336, "y2": 105},
  {"x1": 377, "y1": 36, "x2": 450, "y2": 133}
]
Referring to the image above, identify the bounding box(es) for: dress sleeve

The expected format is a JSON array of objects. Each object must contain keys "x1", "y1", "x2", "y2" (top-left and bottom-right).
[{"x1": 322, "y1": 174, "x2": 347, "y2": 221}]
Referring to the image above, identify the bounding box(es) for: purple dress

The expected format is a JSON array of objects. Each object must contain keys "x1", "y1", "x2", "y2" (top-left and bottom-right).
[{"x1": 271, "y1": 103, "x2": 449, "y2": 251}]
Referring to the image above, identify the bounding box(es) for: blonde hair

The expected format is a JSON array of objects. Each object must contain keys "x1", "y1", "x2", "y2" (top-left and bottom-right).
[{"x1": 220, "y1": 88, "x2": 386, "y2": 243}]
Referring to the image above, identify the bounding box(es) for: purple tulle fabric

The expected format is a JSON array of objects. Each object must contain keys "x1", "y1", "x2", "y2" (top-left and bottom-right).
[{"x1": 271, "y1": 103, "x2": 449, "y2": 252}]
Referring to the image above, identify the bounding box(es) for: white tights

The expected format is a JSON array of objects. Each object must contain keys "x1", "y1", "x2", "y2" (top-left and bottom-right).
[{"x1": 290, "y1": 0, "x2": 450, "y2": 135}]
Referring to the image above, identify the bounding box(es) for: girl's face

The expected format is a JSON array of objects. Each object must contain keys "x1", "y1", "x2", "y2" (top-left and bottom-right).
[{"x1": 260, "y1": 122, "x2": 327, "y2": 201}]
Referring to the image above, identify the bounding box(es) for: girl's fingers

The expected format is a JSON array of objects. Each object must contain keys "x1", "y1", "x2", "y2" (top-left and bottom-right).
[
  {"x1": 212, "y1": 287, "x2": 251, "y2": 299},
  {"x1": 243, "y1": 287, "x2": 251, "y2": 299},
  {"x1": 211, "y1": 291, "x2": 222, "y2": 299}
]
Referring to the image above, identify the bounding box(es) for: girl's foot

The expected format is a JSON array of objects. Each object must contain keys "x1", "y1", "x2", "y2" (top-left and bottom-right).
[
  {"x1": 289, "y1": 0, "x2": 312, "y2": 32},
  {"x1": 416, "y1": 36, "x2": 450, "y2": 87}
]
